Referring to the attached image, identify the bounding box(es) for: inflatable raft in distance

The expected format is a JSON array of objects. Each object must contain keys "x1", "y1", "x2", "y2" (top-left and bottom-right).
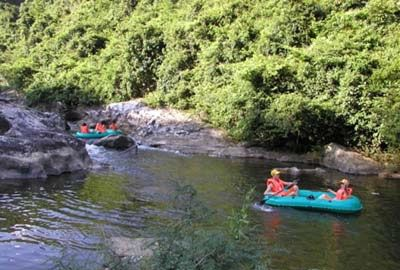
[
  {"x1": 263, "y1": 189, "x2": 363, "y2": 214},
  {"x1": 74, "y1": 129, "x2": 122, "y2": 139}
]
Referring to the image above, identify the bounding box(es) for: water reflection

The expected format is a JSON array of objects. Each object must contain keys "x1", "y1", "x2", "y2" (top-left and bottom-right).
[
  {"x1": 78, "y1": 174, "x2": 129, "y2": 210},
  {"x1": 331, "y1": 220, "x2": 346, "y2": 238},
  {"x1": 263, "y1": 211, "x2": 281, "y2": 241}
]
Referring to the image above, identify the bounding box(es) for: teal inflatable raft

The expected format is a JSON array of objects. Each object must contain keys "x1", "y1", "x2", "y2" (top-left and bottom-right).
[
  {"x1": 74, "y1": 129, "x2": 122, "y2": 139},
  {"x1": 263, "y1": 189, "x2": 363, "y2": 214}
]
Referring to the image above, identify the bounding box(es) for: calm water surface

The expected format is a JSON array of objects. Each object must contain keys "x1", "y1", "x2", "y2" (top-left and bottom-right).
[{"x1": 0, "y1": 145, "x2": 399, "y2": 270}]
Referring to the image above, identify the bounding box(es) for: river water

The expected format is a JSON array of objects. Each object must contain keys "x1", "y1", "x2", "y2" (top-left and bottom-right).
[{"x1": 0, "y1": 145, "x2": 399, "y2": 270}]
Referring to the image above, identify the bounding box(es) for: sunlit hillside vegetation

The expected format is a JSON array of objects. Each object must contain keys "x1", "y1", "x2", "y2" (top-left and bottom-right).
[{"x1": 1, "y1": 0, "x2": 399, "y2": 153}]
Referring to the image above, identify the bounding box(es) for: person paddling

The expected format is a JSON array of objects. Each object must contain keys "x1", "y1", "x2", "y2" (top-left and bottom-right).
[
  {"x1": 109, "y1": 119, "x2": 118, "y2": 130},
  {"x1": 318, "y1": 179, "x2": 353, "y2": 201},
  {"x1": 80, "y1": 122, "x2": 89, "y2": 133},
  {"x1": 264, "y1": 169, "x2": 299, "y2": 196},
  {"x1": 95, "y1": 120, "x2": 107, "y2": 133}
]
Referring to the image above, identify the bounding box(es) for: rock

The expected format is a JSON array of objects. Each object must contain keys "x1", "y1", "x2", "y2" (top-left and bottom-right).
[
  {"x1": 64, "y1": 110, "x2": 86, "y2": 122},
  {"x1": 378, "y1": 172, "x2": 400, "y2": 179},
  {"x1": 274, "y1": 167, "x2": 326, "y2": 175},
  {"x1": 110, "y1": 237, "x2": 157, "y2": 259},
  {"x1": 322, "y1": 143, "x2": 382, "y2": 175},
  {"x1": 0, "y1": 101, "x2": 91, "y2": 180},
  {"x1": 93, "y1": 135, "x2": 136, "y2": 150},
  {"x1": 90, "y1": 162, "x2": 113, "y2": 172},
  {"x1": 106, "y1": 100, "x2": 145, "y2": 114},
  {"x1": 147, "y1": 118, "x2": 156, "y2": 126},
  {"x1": 0, "y1": 114, "x2": 11, "y2": 134},
  {"x1": 174, "y1": 130, "x2": 189, "y2": 136}
]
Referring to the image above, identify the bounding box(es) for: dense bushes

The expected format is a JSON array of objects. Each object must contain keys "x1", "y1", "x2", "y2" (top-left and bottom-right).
[
  {"x1": 1, "y1": 0, "x2": 399, "y2": 152},
  {"x1": 253, "y1": 93, "x2": 351, "y2": 151}
]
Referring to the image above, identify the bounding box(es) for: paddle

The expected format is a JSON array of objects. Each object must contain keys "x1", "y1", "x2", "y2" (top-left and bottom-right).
[{"x1": 259, "y1": 179, "x2": 299, "y2": 205}]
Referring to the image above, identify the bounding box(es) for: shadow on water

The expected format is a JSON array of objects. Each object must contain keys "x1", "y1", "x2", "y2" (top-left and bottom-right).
[{"x1": 0, "y1": 145, "x2": 399, "y2": 269}]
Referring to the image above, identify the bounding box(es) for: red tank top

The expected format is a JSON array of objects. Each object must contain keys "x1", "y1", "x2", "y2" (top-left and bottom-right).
[
  {"x1": 95, "y1": 124, "x2": 106, "y2": 133},
  {"x1": 336, "y1": 188, "x2": 352, "y2": 200},
  {"x1": 80, "y1": 125, "x2": 89, "y2": 133}
]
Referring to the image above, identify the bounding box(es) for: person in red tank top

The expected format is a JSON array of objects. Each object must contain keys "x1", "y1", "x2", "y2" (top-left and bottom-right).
[
  {"x1": 263, "y1": 169, "x2": 299, "y2": 196},
  {"x1": 80, "y1": 123, "x2": 89, "y2": 133},
  {"x1": 109, "y1": 119, "x2": 118, "y2": 130},
  {"x1": 95, "y1": 120, "x2": 107, "y2": 133},
  {"x1": 319, "y1": 179, "x2": 353, "y2": 200}
]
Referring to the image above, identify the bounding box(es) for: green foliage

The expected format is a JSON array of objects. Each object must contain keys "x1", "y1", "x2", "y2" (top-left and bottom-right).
[
  {"x1": 145, "y1": 184, "x2": 268, "y2": 270},
  {"x1": 228, "y1": 187, "x2": 256, "y2": 241},
  {"x1": 254, "y1": 93, "x2": 351, "y2": 151},
  {"x1": 1, "y1": 0, "x2": 400, "y2": 152},
  {"x1": 0, "y1": 3, "x2": 18, "y2": 60}
]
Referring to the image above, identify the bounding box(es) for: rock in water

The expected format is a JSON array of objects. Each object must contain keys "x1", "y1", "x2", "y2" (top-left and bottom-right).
[
  {"x1": 110, "y1": 237, "x2": 156, "y2": 259},
  {"x1": 0, "y1": 101, "x2": 91, "y2": 180},
  {"x1": 322, "y1": 143, "x2": 382, "y2": 175},
  {"x1": 93, "y1": 135, "x2": 136, "y2": 150}
]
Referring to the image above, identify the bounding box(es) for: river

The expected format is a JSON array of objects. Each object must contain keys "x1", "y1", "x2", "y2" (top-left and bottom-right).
[{"x1": 0, "y1": 145, "x2": 399, "y2": 270}]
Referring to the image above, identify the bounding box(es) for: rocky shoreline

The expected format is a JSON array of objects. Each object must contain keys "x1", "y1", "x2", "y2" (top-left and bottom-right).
[
  {"x1": 0, "y1": 92, "x2": 397, "y2": 179},
  {"x1": 69, "y1": 100, "x2": 391, "y2": 176}
]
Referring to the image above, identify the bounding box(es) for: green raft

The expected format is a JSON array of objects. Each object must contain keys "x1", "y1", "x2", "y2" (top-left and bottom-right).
[
  {"x1": 74, "y1": 129, "x2": 122, "y2": 139},
  {"x1": 263, "y1": 189, "x2": 363, "y2": 214}
]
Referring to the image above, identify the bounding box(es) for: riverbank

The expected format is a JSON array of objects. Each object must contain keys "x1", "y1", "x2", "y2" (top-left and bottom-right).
[
  {"x1": 68, "y1": 100, "x2": 392, "y2": 176},
  {"x1": 0, "y1": 89, "x2": 394, "y2": 177}
]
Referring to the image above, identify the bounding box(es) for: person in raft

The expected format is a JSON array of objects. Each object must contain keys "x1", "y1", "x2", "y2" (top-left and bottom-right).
[
  {"x1": 80, "y1": 122, "x2": 89, "y2": 133},
  {"x1": 109, "y1": 119, "x2": 118, "y2": 130},
  {"x1": 95, "y1": 120, "x2": 107, "y2": 133},
  {"x1": 263, "y1": 169, "x2": 299, "y2": 196},
  {"x1": 318, "y1": 179, "x2": 353, "y2": 201}
]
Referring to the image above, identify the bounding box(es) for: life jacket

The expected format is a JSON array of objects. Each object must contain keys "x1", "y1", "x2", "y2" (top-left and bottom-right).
[
  {"x1": 266, "y1": 178, "x2": 285, "y2": 193},
  {"x1": 95, "y1": 123, "x2": 106, "y2": 133},
  {"x1": 110, "y1": 123, "x2": 118, "y2": 130},
  {"x1": 80, "y1": 125, "x2": 89, "y2": 133},
  {"x1": 336, "y1": 187, "x2": 352, "y2": 200}
]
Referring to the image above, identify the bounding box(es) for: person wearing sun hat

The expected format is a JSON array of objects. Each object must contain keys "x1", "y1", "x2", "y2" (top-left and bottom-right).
[
  {"x1": 263, "y1": 169, "x2": 299, "y2": 196},
  {"x1": 318, "y1": 178, "x2": 353, "y2": 200}
]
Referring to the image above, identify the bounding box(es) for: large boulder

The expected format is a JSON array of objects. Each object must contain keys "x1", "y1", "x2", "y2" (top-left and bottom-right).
[
  {"x1": 93, "y1": 135, "x2": 136, "y2": 150},
  {"x1": 322, "y1": 143, "x2": 382, "y2": 175},
  {"x1": 0, "y1": 101, "x2": 91, "y2": 180}
]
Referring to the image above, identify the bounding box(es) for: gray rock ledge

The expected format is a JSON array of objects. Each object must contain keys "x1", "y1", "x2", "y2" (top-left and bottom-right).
[{"x1": 0, "y1": 100, "x2": 91, "y2": 180}]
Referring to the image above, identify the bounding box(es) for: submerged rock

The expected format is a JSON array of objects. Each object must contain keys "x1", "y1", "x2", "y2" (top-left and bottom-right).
[
  {"x1": 0, "y1": 101, "x2": 91, "y2": 180},
  {"x1": 110, "y1": 237, "x2": 157, "y2": 260},
  {"x1": 322, "y1": 143, "x2": 382, "y2": 175}
]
